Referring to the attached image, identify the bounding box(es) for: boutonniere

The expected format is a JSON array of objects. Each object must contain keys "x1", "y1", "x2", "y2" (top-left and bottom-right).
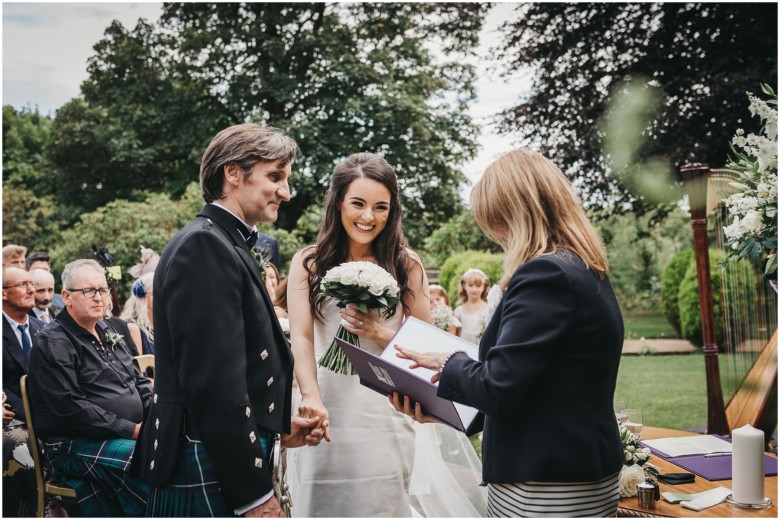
[
  {"x1": 251, "y1": 246, "x2": 269, "y2": 281},
  {"x1": 104, "y1": 330, "x2": 125, "y2": 352}
]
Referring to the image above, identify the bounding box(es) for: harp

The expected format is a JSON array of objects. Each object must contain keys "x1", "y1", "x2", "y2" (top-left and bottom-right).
[{"x1": 681, "y1": 163, "x2": 777, "y2": 441}]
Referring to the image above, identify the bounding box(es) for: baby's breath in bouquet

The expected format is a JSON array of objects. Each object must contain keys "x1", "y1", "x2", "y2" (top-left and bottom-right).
[
  {"x1": 318, "y1": 262, "x2": 400, "y2": 375},
  {"x1": 431, "y1": 305, "x2": 456, "y2": 331}
]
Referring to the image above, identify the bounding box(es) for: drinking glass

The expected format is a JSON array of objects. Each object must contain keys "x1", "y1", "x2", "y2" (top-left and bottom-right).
[
  {"x1": 613, "y1": 400, "x2": 627, "y2": 423},
  {"x1": 623, "y1": 409, "x2": 643, "y2": 438}
]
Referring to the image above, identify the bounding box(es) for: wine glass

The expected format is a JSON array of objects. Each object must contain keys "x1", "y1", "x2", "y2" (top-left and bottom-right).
[
  {"x1": 614, "y1": 400, "x2": 627, "y2": 423},
  {"x1": 623, "y1": 409, "x2": 643, "y2": 438}
]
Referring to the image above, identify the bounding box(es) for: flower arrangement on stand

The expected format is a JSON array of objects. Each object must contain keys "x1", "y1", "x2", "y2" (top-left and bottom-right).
[
  {"x1": 722, "y1": 84, "x2": 778, "y2": 278},
  {"x1": 618, "y1": 422, "x2": 659, "y2": 498},
  {"x1": 317, "y1": 262, "x2": 400, "y2": 375}
]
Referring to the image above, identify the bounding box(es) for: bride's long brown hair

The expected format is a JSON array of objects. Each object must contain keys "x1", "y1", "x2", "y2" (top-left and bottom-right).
[{"x1": 304, "y1": 153, "x2": 413, "y2": 321}]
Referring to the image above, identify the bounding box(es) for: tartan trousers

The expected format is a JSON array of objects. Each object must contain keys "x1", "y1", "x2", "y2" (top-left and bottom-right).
[{"x1": 44, "y1": 437, "x2": 149, "y2": 517}]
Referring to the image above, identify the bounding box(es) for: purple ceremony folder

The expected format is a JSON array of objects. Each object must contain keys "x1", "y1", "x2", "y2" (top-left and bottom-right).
[
  {"x1": 335, "y1": 337, "x2": 478, "y2": 433},
  {"x1": 643, "y1": 440, "x2": 779, "y2": 481}
]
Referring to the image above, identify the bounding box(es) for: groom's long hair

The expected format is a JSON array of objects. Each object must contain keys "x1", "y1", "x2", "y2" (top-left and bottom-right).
[{"x1": 304, "y1": 152, "x2": 414, "y2": 322}]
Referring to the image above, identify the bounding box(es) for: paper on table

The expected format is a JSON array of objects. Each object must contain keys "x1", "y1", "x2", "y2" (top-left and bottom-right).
[
  {"x1": 680, "y1": 486, "x2": 732, "y2": 511},
  {"x1": 643, "y1": 435, "x2": 733, "y2": 458},
  {"x1": 662, "y1": 490, "x2": 714, "y2": 504}
]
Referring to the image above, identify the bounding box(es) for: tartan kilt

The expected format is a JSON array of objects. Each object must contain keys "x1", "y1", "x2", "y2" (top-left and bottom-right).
[
  {"x1": 146, "y1": 434, "x2": 273, "y2": 517},
  {"x1": 145, "y1": 441, "x2": 232, "y2": 517},
  {"x1": 44, "y1": 437, "x2": 149, "y2": 517}
]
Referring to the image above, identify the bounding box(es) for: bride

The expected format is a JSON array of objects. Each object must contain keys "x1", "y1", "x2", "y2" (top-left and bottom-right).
[{"x1": 286, "y1": 152, "x2": 486, "y2": 517}]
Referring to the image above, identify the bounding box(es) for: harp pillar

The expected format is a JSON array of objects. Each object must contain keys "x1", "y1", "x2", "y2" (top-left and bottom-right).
[{"x1": 681, "y1": 163, "x2": 730, "y2": 435}]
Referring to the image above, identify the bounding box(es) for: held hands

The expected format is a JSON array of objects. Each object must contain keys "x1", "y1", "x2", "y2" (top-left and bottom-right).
[
  {"x1": 393, "y1": 345, "x2": 449, "y2": 383},
  {"x1": 282, "y1": 415, "x2": 328, "y2": 448},
  {"x1": 297, "y1": 396, "x2": 331, "y2": 443}
]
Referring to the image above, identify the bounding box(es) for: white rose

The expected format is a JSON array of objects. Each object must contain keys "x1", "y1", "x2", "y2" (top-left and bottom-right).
[
  {"x1": 619, "y1": 464, "x2": 646, "y2": 497},
  {"x1": 742, "y1": 210, "x2": 765, "y2": 233}
]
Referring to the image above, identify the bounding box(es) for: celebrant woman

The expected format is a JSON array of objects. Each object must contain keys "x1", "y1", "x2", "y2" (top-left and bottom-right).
[
  {"x1": 286, "y1": 152, "x2": 485, "y2": 517},
  {"x1": 394, "y1": 148, "x2": 624, "y2": 518}
]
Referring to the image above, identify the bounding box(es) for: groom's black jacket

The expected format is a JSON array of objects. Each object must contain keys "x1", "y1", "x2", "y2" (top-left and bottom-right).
[{"x1": 133, "y1": 204, "x2": 293, "y2": 508}]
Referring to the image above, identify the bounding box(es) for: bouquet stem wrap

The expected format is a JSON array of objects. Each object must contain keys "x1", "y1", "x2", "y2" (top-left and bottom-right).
[{"x1": 317, "y1": 262, "x2": 400, "y2": 375}]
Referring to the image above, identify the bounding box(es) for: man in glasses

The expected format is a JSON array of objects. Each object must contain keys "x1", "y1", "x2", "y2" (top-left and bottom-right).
[
  {"x1": 27, "y1": 259, "x2": 152, "y2": 516},
  {"x1": 2, "y1": 266, "x2": 43, "y2": 422}
]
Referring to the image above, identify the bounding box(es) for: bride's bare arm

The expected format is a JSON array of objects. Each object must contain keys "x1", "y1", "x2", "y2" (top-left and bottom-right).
[
  {"x1": 288, "y1": 248, "x2": 330, "y2": 441},
  {"x1": 404, "y1": 249, "x2": 432, "y2": 323}
]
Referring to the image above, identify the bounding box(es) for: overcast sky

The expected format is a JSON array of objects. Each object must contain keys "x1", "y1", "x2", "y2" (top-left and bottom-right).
[{"x1": 2, "y1": 2, "x2": 529, "y2": 192}]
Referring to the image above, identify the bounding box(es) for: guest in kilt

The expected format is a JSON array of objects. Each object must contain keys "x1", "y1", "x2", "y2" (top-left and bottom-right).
[
  {"x1": 28, "y1": 259, "x2": 153, "y2": 516},
  {"x1": 134, "y1": 124, "x2": 326, "y2": 517},
  {"x1": 395, "y1": 148, "x2": 624, "y2": 518}
]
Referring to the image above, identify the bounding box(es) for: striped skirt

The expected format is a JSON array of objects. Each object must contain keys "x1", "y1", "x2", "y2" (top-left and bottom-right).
[{"x1": 487, "y1": 472, "x2": 620, "y2": 518}]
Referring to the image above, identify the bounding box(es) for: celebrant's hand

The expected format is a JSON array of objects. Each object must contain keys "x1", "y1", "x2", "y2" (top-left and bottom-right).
[
  {"x1": 389, "y1": 392, "x2": 438, "y2": 424},
  {"x1": 394, "y1": 345, "x2": 449, "y2": 383},
  {"x1": 298, "y1": 396, "x2": 331, "y2": 442},
  {"x1": 282, "y1": 415, "x2": 328, "y2": 448}
]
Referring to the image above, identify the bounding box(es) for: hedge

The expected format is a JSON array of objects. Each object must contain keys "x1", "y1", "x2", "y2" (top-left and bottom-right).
[{"x1": 660, "y1": 249, "x2": 694, "y2": 337}]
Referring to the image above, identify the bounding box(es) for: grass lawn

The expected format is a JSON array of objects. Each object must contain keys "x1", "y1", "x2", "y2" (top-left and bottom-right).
[
  {"x1": 623, "y1": 310, "x2": 678, "y2": 339},
  {"x1": 615, "y1": 353, "x2": 707, "y2": 431}
]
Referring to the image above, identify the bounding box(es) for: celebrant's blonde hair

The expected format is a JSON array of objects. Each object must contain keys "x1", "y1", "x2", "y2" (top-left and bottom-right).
[{"x1": 471, "y1": 148, "x2": 609, "y2": 290}]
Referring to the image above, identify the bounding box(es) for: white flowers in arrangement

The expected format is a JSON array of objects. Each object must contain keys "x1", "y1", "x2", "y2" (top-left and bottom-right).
[
  {"x1": 317, "y1": 262, "x2": 400, "y2": 375},
  {"x1": 618, "y1": 421, "x2": 658, "y2": 497},
  {"x1": 723, "y1": 84, "x2": 778, "y2": 276}
]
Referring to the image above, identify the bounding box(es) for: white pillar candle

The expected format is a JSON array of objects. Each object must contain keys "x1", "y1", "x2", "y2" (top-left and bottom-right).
[{"x1": 731, "y1": 424, "x2": 765, "y2": 504}]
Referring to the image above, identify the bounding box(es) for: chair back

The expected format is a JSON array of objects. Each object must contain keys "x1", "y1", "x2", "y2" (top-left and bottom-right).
[
  {"x1": 134, "y1": 354, "x2": 155, "y2": 379},
  {"x1": 20, "y1": 375, "x2": 76, "y2": 517}
]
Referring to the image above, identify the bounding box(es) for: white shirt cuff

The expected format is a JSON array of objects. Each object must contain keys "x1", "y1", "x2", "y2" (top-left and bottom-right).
[{"x1": 234, "y1": 490, "x2": 275, "y2": 516}]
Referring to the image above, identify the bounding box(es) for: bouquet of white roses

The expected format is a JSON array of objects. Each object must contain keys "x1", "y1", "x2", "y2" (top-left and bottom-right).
[
  {"x1": 318, "y1": 262, "x2": 400, "y2": 375},
  {"x1": 723, "y1": 84, "x2": 778, "y2": 276}
]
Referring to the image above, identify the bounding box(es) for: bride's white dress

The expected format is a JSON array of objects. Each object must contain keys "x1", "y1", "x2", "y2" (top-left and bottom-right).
[{"x1": 286, "y1": 299, "x2": 487, "y2": 517}]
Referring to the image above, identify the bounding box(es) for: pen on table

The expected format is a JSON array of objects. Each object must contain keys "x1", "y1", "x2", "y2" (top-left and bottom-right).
[{"x1": 703, "y1": 451, "x2": 731, "y2": 457}]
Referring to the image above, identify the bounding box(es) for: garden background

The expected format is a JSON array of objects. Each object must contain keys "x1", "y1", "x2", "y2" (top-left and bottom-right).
[{"x1": 3, "y1": 3, "x2": 778, "y2": 435}]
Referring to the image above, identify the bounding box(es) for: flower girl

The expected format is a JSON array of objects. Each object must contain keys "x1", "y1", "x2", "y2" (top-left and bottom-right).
[{"x1": 454, "y1": 268, "x2": 490, "y2": 343}]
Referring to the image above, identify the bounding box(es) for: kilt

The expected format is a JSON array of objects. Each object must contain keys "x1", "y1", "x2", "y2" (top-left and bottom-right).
[
  {"x1": 44, "y1": 437, "x2": 149, "y2": 517},
  {"x1": 146, "y1": 433, "x2": 272, "y2": 517}
]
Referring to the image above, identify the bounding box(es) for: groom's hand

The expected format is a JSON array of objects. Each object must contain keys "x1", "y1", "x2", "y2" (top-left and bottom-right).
[{"x1": 281, "y1": 415, "x2": 329, "y2": 448}]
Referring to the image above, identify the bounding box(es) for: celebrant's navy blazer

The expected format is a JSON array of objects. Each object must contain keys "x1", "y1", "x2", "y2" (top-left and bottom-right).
[{"x1": 439, "y1": 250, "x2": 624, "y2": 483}]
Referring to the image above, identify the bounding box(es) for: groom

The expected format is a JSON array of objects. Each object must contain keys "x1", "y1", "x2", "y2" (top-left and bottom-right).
[{"x1": 134, "y1": 124, "x2": 325, "y2": 517}]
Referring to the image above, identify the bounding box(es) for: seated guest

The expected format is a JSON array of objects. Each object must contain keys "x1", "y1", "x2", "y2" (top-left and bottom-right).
[
  {"x1": 28, "y1": 259, "x2": 152, "y2": 517},
  {"x1": 25, "y1": 251, "x2": 51, "y2": 272},
  {"x1": 3, "y1": 391, "x2": 36, "y2": 516},
  {"x1": 2, "y1": 245, "x2": 26, "y2": 270},
  {"x1": 2, "y1": 266, "x2": 44, "y2": 422},
  {"x1": 28, "y1": 268, "x2": 60, "y2": 324},
  {"x1": 119, "y1": 272, "x2": 155, "y2": 355}
]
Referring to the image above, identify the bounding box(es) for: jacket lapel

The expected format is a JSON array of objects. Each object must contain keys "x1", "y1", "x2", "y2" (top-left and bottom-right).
[
  {"x1": 3, "y1": 315, "x2": 28, "y2": 370},
  {"x1": 198, "y1": 204, "x2": 290, "y2": 353}
]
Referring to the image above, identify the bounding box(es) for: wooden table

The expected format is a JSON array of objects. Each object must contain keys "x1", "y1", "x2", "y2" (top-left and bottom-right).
[{"x1": 617, "y1": 427, "x2": 777, "y2": 518}]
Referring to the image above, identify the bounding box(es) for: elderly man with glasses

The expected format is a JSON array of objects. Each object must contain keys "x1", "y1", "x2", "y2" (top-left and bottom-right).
[{"x1": 27, "y1": 259, "x2": 152, "y2": 516}]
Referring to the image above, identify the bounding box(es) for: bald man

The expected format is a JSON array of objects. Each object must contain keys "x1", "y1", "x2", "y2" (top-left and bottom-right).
[
  {"x1": 28, "y1": 268, "x2": 59, "y2": 324},
  {"x1": 2, "y1": 267, "x2": 44, "y2": 421}
]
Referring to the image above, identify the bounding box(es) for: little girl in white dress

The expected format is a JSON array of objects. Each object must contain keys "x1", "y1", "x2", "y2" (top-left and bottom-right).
[{"x1": 453, "y1": 268, "x2": 490, "y2": 344}]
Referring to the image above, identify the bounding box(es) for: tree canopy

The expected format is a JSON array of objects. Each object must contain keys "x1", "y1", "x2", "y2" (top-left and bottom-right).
[
  {"x1": 497, "y1": 2, "x2": 778, "y2": 213},
  {"x1": 48, "y1": 2, "x2": 489, "y2": 246}
]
